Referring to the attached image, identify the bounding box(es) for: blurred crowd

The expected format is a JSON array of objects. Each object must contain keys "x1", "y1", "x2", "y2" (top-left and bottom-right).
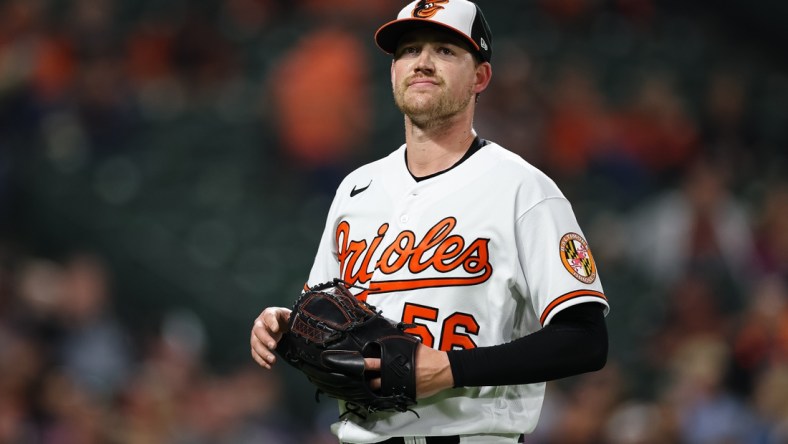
[
  {"x1": 0, "y1": 249, "x2": 322, "y2": 443},
  {"x1": 1, "y1": 0, "x2": 788, "y2": 443}
]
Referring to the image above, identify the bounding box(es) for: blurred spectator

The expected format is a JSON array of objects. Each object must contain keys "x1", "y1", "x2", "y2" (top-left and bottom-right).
[
  {"x1": 609, "y1": 71, "x2": 700, "y2": 186},
  {"x1": 38, "y1": 370, "x2": 112, "y2": 444},
  {"x1": 0, "y1": 327, "x2": 44, "y2": 443},
  {"x1": 625, "y1": 156, "x2": 758, "y2": 304},
  {"x1": 534, "y1": 364, "x2": 625, "y2": 444},
  {"x1": 749, "y1": 364, "x2": 788, "y2": 443},
  {"x1": 647, "y1": 274, "x2": 729, "y2": 368},
  {"x1": 731, "y1": 276, "x2": 788, "y2": 391},
  {"x1": 267, "y1": 23, "x2": 372, "y2": 191},
  {"x1": 660, "y1": 337, "x2": 754, "y2": 444},
  {"x1": 55, "y1": 252, "x2": 133, "y2": 401},
  {"x1": 125, "y1": 21, "x2": 176, "y2": 89},
  {"x1": 475, "y1": 40, "x2": 546, "y2": 166},
  {"x1": 113, "y1": 309, "x2": 304, "y2": 444},
  {"x1": 11, "y1": 258, "x2": 65, "y2": 342},
  {"x1": 171, "y1": 366, "x2": 301, "y2": 444},
  {"x1": 542, "y1": 58, "x2": 614, "y2": 179},
  {"x1": 603, "y1": 400, "x2": 675, "y2": 444},
  {"x1": 72, "y1": 51, "x2": 137, "y2": 155},
  {"x1": 753, "y1": 181, "x2": 788, "y2": 278},
  {"x1": 699, "y1": 68, "x2": 757, "y2": 183}
]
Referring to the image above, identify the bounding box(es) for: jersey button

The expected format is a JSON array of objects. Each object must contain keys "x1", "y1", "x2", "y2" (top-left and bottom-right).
[{"x1": 400, "y1": 214, "x2": 409, "y2": 224}]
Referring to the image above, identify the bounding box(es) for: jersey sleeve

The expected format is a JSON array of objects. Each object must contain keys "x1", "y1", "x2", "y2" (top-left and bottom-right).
[
  {"x1": 305, "y1": 191, "x2": 343, "y2": 289},
  {"x1": 516, "y1": 197, "x2": 609, "y2": 326}
]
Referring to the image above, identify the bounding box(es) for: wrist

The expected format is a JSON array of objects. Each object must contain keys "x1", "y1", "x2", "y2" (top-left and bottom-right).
[{"x1": 416, "y1": 345, "x2": 454, "y2": 398}]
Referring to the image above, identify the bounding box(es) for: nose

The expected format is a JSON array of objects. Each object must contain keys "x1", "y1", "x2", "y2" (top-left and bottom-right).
[{"x1": 413, "y1": 49, "x2": 435, "y2": 75}]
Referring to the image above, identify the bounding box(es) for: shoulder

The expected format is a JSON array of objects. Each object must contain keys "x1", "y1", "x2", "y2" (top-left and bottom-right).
[
  {"x1": 337, "y1": 145, "x2": 405, "y2": 187},
  {"x1": 479, "y1": 140, "x2": 566, "y2": 201}
]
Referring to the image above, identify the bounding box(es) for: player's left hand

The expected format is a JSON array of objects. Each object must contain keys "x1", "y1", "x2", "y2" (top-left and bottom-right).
[{"x1": 365, "y1": 343, "x2": 454, "y2": 399}]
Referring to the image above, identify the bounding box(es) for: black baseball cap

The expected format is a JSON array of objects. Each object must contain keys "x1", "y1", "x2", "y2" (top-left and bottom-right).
[{"x1": 375, "y1": 0, "x2": 493, "y2": 63}]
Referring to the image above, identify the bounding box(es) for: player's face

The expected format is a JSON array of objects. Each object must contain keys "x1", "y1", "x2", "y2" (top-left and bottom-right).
[{"x1": 391, "y1": 29, "x2": 488, "y2": 128}]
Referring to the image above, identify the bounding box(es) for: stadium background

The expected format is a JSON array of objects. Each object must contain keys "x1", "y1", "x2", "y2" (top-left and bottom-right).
[{"x1": 1, "y1": 0, "x2": 787, "y2": 442}]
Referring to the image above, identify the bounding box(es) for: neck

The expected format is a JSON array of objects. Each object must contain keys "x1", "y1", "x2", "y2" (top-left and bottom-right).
[{"x1": 404, "y1": 111, "x2": 476, "y2": 178}]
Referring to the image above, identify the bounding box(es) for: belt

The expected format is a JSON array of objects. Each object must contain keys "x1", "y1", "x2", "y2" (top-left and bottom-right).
[{"x1": 379, "y1": 437, "x2": 459, "y2": 444}]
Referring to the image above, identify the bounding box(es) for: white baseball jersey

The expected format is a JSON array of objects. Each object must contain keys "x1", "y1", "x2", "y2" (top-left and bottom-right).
[{"x1": 306, "y1": 139, "x2": 609, "y2": 443}]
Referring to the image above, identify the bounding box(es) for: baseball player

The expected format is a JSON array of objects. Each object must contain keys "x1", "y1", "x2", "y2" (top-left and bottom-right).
[{"x1": 251, "y1": 1, "x2": 610, "y2": 443}]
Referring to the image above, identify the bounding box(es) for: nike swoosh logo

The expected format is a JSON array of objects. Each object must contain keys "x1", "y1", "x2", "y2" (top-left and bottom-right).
[{"x1": 350, "y1": 181, "x2": 372, "y2": 197}]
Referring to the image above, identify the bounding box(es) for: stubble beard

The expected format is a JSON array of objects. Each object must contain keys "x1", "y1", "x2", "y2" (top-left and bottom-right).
[{"x1": 394, "y1": 79, "x2": 475, "y2": 129}]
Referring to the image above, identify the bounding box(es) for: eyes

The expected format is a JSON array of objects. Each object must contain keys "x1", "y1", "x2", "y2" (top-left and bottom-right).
[{"x1": 396, "y1": 44, "x2": 457, "y2": 59}]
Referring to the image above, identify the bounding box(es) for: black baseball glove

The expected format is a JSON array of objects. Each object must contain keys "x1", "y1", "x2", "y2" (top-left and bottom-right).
[{"x1": 275, "y1": 279, "x2": 420, "y2": 417}]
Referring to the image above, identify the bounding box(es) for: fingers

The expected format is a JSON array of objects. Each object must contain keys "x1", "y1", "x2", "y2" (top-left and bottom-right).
[
  {"x1": 364, "y1": 358, "x2": 381, "y2": 372},
  {"x1": 250, "y1": 307, "x2": 292, "y2": 370},
  {"x1": 250, "y1": 328, "x2": 274, "y2": 370},
  {"x1": 364, "y1": 358, "x2": 382, "y2": 391}
]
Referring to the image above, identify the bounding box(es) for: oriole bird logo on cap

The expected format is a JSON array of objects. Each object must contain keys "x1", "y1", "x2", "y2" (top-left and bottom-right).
[{"x1": 413, "y1": 0, "x2": 449, "y2": 19}]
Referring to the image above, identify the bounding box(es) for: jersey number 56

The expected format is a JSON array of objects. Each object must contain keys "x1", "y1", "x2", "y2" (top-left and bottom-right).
[{"x1": 402, "y1": 303, "x2": 479, "y2": 350}]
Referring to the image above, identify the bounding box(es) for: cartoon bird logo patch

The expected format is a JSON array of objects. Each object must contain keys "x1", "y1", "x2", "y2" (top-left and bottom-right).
[
  {"x1": 559, "y1": 233, "x2": 597, "y2": 284},
  {"x1": 413, "y1": 0, "x2": 449, "y2": 19}
]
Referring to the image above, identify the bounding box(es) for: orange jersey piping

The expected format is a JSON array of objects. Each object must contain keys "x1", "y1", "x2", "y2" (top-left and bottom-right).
[{"x1": 540, "y1": 290, "x2": 607, "y2": 326}]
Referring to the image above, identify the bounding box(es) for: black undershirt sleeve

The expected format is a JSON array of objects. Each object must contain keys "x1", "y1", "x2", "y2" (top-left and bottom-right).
[{"x1": 447, "y1": 302, "x2": 608, "y2": 387}]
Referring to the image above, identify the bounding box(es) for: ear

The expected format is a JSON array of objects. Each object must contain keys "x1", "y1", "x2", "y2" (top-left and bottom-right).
[{"x1": 473, "y1": 62, "x2": 492, "y2": 94}]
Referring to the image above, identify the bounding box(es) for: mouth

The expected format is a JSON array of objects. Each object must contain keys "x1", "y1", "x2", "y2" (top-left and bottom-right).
[{"x1": 407, "y1": 77, "x2": 440, "y2": 88}]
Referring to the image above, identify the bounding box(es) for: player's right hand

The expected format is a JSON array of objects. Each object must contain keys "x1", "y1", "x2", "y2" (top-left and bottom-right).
[{"x1": 250, "y1": 307, "x2": 291, "y2": 370}]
